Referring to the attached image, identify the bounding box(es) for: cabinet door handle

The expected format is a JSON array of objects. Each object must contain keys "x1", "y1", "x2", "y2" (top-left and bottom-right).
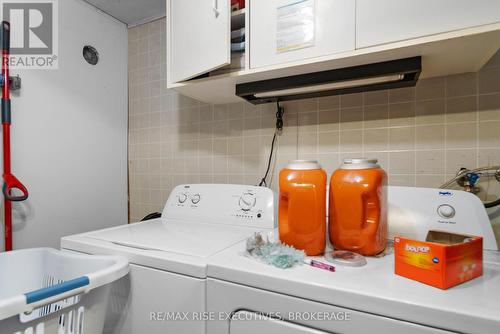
[{"x1": 213, "y1": 0, "x2": 220, "y2": 17}]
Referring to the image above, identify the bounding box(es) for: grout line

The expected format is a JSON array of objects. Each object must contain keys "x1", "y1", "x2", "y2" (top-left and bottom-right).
[
  {"x1": 361, "y1": 93, "x2": 365, "y2": 157},
  {"x1": 316, "y1": 98, "x2": 320, "y2": 160},
  {"x1": 131, "y1": 110, "x2": 500, "y2": 128},
  {"x1": 294, "y1": 105, "x2": 299, "y2": 160},
  {"x1": 384, "y1": 92, "x2": 391, "y2": 172},
  {"x1": 413, "y1": 85, "x2": 417, "y2": 186},
  {"x1": 337, "y1": 100, "x2": 341, "y2": 166},
  {"x1": 475, "y1": 72, "x2": 480, "y2": 169},
  {"x1": 129, "y1": 172, "x2": 452, "y2": 179},
  {"x1": 129, "y1": 146, "x2": 500, "y2": 158},
  {"x1": 444, "y1": 76, "x2": 448, "y2": 182}
]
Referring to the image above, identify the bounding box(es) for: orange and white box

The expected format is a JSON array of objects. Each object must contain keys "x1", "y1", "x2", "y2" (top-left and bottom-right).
[{"x1": 394, "y1": 231, "x2": 483, "y2": 289}]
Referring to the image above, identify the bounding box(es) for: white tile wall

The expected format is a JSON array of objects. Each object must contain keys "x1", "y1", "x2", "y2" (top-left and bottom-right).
[{"x1": 128, "y1": 19, "x2": 500, "y2": 226}]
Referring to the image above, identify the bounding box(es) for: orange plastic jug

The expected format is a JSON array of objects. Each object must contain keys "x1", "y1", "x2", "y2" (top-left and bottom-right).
[
  {"x1": 279, "y1": 160, "x2": 327, "y2": 256},
  {"x1": 329, "y1": 159, "x2": 388, "y2": 256}
]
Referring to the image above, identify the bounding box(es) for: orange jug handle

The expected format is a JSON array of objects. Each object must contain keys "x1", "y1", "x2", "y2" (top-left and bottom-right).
[
  {"x1": 361, "y1": 188, "x2": 380, "y2": 236},
  {"x1": 281, "y1": 183, "x2": 317, "y2": 227},
  {"x1": 297, "y1": 183, "x2": 319, "y2": 219}
]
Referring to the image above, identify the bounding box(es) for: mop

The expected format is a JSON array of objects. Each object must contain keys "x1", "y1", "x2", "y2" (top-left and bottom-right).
[{"x1": 1, "y1": 21, "x2": 28, "y2": 251}]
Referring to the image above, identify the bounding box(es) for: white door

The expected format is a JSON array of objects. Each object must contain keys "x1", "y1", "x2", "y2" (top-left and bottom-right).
[
  {"x1": 167, "y1": 0, "x2": 231, "y2": 84},
  {"x1": 356, "y1": 0, "x2": 500, "y2": 48},
  {"x1": 250, "y1": 0, "x2": 355, "y2": 69}
]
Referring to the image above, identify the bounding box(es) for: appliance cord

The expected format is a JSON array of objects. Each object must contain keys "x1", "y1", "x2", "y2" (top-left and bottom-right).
[{"x1": 259, "y1": 102, "x2": 284, "y2": 187}]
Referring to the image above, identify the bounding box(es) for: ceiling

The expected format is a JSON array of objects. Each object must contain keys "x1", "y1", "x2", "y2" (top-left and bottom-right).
[{"x1": 85, "y1": 0, "x2": 165, "y2": 26}]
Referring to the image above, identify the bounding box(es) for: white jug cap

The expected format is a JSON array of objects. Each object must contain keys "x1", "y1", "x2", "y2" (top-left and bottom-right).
[
  {"x1": 285, "y1": 160, "x2": 322, "y2": 170},
  {"x1": 340, "y1": 158, "x2": 380, "y2": 170}
]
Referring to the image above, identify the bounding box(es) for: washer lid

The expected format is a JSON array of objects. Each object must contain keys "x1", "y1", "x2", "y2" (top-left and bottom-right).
[{"x1": 84, "y1": 219, "x2": 259, "y2": 258}]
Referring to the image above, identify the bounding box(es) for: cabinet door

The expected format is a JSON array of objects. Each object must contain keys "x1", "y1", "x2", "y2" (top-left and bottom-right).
[
  {"x1": 250, "y1": 0, "x2": 355, "y2": 69},
  {"x1": 167, "y1": 0, "x2": 230, "y2": 84},
  {"x1": 356, "y1": 0, "x2": 500, "y2": 48}
]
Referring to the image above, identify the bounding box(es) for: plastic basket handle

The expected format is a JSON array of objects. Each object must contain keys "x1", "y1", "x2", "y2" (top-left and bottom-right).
[{"x1": 24, "y1": 276, "x2": 89, "y2": 310}]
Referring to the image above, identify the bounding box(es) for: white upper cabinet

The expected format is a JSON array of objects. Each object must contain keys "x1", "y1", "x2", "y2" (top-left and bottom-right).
[
  {"x1": 166, "y1": 0, "x2": 500, "y2": 104},
  {"x1": 250, "y1": 0, "x2": 355, "y2": 69},
  {"x1": 356, "y1": 0, "x2": 500, "y2": 48},
  {"x1": 167, "y1": 0, "x2": 231, "y2": 84}
]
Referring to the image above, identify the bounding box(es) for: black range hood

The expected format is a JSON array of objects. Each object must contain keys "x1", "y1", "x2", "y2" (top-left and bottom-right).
[{"x1": 236, "y1": 57, "x2": 422, "y2": 105}]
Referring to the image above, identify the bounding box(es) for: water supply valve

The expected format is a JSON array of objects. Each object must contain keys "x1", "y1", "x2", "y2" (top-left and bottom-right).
[
  {"x1": 456, "y1": 168, "x2": 480, "y2": 194},
  {"x1": 463, "y1": 172, "x2": 480, "y2": 193},
  {"x1": 466, "y1": 172, "x2": 480, "y2": 186}
]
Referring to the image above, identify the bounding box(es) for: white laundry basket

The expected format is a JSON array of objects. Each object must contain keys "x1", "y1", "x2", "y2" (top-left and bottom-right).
[{"x1": 0, "y1": 248, "x2": 129, "y2": 334}]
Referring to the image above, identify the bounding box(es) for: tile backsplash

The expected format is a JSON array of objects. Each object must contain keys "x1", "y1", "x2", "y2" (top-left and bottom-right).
[{"x1": 128, "y1": 19, "x2": 500, "y2": 231}]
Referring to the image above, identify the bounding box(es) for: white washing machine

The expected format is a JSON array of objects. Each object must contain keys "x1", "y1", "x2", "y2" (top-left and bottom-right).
[
  {"x1": 61, "y1": 184, "x2": 276, "y2": 334},
  {"x1": 206, "y1": 187, "x2": 500, "y2": 334}
]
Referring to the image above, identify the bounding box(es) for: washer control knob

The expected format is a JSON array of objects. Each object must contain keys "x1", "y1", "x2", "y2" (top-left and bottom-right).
[
  {"x1": 178, "y1": 193, "x2": 188, "y2": 204},
  {"x1": 437, "y1": 204, "x2": 455, "y2": 219},
  {"x1": 191, "y1": 194, "x2": 201, "y2": 204},
  {"x1": 239, "y1": 193, "x2": 256, "y2": 211}
]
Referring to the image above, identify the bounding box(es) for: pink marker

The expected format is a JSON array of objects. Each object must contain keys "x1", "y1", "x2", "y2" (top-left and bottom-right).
[{"x1": 305, "y1": 259, "x2": 336, "y2": 272}]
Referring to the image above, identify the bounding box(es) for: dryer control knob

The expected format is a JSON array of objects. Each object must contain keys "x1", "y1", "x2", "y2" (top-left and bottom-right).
[
  {"x1": 178, "y1": 193, "x2": 188, "y2": 203},
  {"x1": 437, "y1": 204, "x2": 455, "y2": 219},
  {"x1": 239, "y1": 193, "x2": 256, "y2": 211},
  {"x1": 191, "y1": 194, "x2": 201, "y2": 204}
]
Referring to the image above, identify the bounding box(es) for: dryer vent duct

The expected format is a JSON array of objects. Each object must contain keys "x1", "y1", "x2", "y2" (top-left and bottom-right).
[
  {"x1": 236, "y1": 57, "x2": 421, "y2": 105},
  {"x1": 83, "y1": 45, "x2": 99, "y2": 65}
]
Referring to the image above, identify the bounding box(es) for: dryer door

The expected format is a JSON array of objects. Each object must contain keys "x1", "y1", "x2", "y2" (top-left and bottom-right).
[
  {"x1": 230, "y1": 311, "x2": 329, "y2": 334},
  {"x1": 207, "y1": 278, "x2": 457, "y2": 334}
]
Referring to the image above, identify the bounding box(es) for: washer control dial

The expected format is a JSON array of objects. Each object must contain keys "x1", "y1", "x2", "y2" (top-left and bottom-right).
[
  {"x1": 191, "y1": 194, "x2": 201, "y2": 204},
  {"x1": 178, "y1": 193, "x2": 188, "y2": 204},
  {"x1": 239, "y1": 193, "x2": 256, "y2": 211},
  {"x1": 437, "y1": 204, "x2": 455, "y2": 219}
]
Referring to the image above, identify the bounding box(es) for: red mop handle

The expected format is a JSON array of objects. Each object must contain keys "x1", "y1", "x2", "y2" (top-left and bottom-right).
[
  {"x1": 3, "y1": 173, "x2": 28, "y2": 202},
  {"x1": 1, "y1": 21, "x2": 28, "y2": 251}
]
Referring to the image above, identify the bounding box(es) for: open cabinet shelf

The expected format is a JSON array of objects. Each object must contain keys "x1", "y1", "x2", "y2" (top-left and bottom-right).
[{"x1": 231, "y1": 8, "x2": 245, "y2": 30}]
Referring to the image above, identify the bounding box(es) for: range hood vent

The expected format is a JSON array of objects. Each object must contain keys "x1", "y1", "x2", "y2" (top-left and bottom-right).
[{"x1": 236, "y1": 57, "x2": 421, "y2": 105}]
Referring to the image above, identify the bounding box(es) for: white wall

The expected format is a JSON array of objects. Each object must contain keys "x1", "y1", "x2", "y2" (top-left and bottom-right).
[{"x1": 0, "y1": 0, "x2": 128, "y2": 250}]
